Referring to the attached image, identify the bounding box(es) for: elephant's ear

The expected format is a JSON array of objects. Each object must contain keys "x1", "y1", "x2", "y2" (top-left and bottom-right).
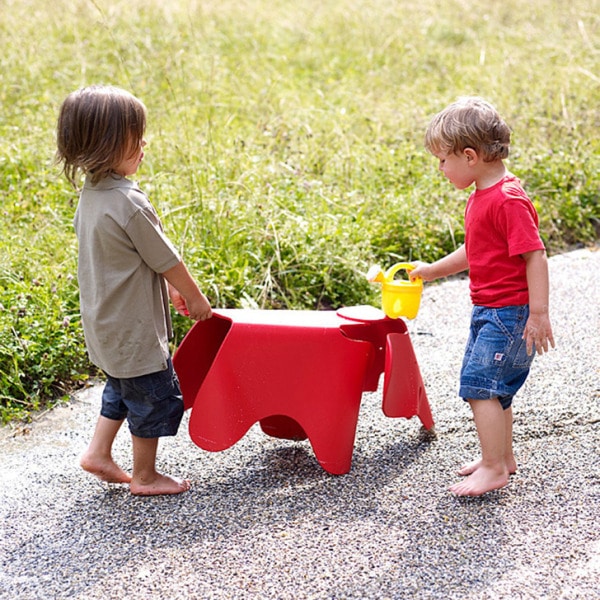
[
  {"x1": 173, "y1": 314, "x2": 232, "y2": 410},
  {"x1": 382, "y1": 332, "x2": 434, "y2": 430}
]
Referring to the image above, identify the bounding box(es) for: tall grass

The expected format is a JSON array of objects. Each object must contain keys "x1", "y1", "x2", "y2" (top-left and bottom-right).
[{"x1": 1, "y1": 0, "x2": 598, "y2": 421}]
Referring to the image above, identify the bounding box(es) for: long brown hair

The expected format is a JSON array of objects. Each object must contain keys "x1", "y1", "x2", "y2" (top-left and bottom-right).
[{"x1": 55, "y1": 85, "x2": 146, "y2": 187}]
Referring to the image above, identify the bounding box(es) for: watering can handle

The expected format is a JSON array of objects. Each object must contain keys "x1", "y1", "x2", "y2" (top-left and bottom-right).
[{"x1": 384, "y1": 262, "x2": 420, "y2": 282}]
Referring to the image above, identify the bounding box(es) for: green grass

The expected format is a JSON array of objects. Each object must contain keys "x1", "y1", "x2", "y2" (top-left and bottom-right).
[{"x1": 1, "y1": 0, "x2": 598, "y2": 422}]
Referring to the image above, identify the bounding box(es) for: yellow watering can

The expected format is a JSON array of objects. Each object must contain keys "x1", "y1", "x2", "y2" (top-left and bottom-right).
[{"x1": 367, "y1": 262, "x2": 423, "y2": 319}]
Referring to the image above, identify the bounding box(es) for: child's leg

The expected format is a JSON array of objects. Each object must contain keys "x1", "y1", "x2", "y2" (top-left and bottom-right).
[
  {"x1": 80, "y1": 416, "x2": 131, "y2": 483},
  {"x1": 449, "y1": 399, "x2": 510, "y2": 496},
  {"x1": 457, "y1": 406, "x2": 517, "y2": 476},
  {"x1": 129, "y1": 435, "x2": 190, "y2": 496},
  {"x1": 504, "y1": 406, "x2": 516, "y2": 473}
]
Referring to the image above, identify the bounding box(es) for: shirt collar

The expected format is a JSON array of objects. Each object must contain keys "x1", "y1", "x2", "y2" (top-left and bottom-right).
[{"x1": 83, "y1": 173, "x2": 139, "y2": 192}]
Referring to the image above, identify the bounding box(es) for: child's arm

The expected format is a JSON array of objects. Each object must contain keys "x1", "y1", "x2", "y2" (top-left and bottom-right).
[
  {"x1": 162, "y1": 261, "x2": 213, "y2": 321},
  {"x1": 410, "y1": 244, "x2": 469, "y2": 282},
  {"x1": 522, "y1": 249, "x2": 554, "y2": 355}
]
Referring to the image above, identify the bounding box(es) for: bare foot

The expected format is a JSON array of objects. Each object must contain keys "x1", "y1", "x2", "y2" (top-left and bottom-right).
[
  {"x1": 458, "y1": 457, "x2": 517, "y2": 477},
  {"x1": 130, "y1": 474, "x2": 191, "y2": 496},
  {"x1": 80, "y1": 453, "x2": 132, "y2": 484},
  {"x1": 449, "y1": 466, "x2": 509, "y2": 497}
]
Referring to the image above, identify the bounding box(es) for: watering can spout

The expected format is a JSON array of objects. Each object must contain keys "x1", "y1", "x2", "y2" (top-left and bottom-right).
[{"x1": 366, "y1": 264, "x2": 386, "y2": 283}]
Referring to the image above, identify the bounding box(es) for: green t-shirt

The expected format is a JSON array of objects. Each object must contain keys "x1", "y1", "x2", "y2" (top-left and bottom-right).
[{"x1": 74, "y1": 175, "x2": 181, "y2": 378}]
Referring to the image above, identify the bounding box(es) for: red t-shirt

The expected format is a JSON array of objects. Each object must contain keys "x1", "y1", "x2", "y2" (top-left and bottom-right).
[{"x1": 464, "y1": 174, "x2": 545, "y2": 307}]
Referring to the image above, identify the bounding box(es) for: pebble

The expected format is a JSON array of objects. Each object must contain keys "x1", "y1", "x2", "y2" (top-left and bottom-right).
[{"x1": 0, "y1": 247, "x2": 598, "y2": 599}]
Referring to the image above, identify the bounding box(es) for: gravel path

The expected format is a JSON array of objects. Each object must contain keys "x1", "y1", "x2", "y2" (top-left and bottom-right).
[{"x1": 1, "y1": 247, "x2": 598, "y2": 600}]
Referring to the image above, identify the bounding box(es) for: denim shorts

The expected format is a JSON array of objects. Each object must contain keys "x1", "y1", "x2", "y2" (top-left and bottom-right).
[
  {"x1": 100, "y1": 358, "x2": 184, "y2": 438},
  {"x1": 459, "y1": 305, "x2": 535, "y2": 410}
]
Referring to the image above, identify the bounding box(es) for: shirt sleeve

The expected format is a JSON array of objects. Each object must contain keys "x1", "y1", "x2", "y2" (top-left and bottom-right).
[
  {"x1": 125, "y1": 208, "x2": 182, "y2": 273},
  {"x1": 499, "y1": 193, "x2": 545, "y2": 258}
]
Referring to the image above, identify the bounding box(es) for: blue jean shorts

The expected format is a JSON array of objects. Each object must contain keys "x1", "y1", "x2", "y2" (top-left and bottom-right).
[
  {"x1": 100, "y1": 358, "x2": 184, "y2": 438},
  {"x1": 459, "y1": 305, "x2": 535, "y2": 410}
]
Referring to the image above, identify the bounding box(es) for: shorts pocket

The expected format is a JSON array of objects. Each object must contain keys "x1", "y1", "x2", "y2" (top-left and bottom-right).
[
  {"x1": 493, "y1": 306, "x2": 534, "y2": 368},
  {"x1": 511, "y1": 335, "x2": 536, "y2": 368}
]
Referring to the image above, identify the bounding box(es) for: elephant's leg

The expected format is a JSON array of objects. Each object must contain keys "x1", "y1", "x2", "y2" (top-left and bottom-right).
[
  {"x1": 301, "y1": 396, "x2": 363, "y2": 475},
  {"x1": 383, "y1": 332, "x2": 434, "y2": 430}
]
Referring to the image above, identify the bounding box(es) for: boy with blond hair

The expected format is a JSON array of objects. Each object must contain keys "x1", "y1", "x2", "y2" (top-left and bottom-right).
[{"x1": 411, "y1": 97, "x2": 554, "y2": 496}]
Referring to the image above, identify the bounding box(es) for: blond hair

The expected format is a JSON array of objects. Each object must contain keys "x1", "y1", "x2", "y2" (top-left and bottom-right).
[
  {"x1": 425, "y1": 97, "x2": 511, "y2": 162},
  {"x1": 55, "y1": 85, "x2": 146, "y2": 187}
]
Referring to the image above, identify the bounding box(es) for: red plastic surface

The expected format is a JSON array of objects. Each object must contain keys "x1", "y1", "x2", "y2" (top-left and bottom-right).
[
  {"x1": 173, "y1": 307, "x2": 433, "y2": 474},
  {"x1": 382, "y1": 333, "x2": 434, "y2": 429}
]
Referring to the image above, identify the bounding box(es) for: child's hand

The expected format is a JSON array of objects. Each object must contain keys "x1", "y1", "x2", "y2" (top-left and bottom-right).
[
  {"x1": 169, "y1": 287, "x2": 212, "y2": 320},
  {"x1": 169, "y1": 288, "x2": 190, "y2": 316},
  {"x1": 524, "y1": 312, "x2": 555, "y2": 355},
  {"x1": 409, "y1": 261, "x2": 434, "y2": 282},
  {"x1": 184, "y1": 293, "x2": 213, "y2": 321}
]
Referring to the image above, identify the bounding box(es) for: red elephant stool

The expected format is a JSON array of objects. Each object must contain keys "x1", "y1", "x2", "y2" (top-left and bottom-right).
[{"x1": 173, "y1": 305, "x2": 433, "y2": 475}]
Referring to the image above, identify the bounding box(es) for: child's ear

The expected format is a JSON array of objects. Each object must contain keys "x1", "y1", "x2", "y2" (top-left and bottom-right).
[{"x1": 464, "y1": 147, "x2": 479, "y2": 165}]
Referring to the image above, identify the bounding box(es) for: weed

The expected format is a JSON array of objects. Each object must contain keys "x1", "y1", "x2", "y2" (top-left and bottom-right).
[{"x1": 1, "y1": 0, "x2": 598, "y2": 421}]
